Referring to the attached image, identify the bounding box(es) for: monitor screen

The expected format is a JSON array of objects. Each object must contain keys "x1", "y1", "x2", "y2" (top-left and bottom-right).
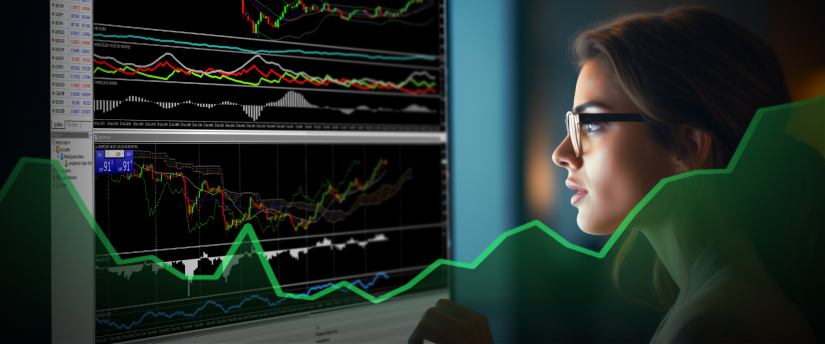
[{"x1": 49, "y1": 1, "x2": 449, "y2": 342}]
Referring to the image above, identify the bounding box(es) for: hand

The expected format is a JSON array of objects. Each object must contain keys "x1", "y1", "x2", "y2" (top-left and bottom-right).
[{"x1": 408, "y1": 299, "x2": 494, "y2": 344}]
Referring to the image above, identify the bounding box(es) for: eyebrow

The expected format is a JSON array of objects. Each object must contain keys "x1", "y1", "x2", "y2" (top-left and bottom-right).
[{"x1": 573, "y1": 101, "x2": 609, "y2": 113}]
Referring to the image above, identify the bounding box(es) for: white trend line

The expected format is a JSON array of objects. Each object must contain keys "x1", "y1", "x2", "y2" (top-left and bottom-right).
[{"x1": 94, "y1": 53, "x2": 437, "y2": 89}]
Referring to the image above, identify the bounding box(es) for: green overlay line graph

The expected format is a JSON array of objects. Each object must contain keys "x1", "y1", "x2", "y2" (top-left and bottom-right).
[{"x1": 3, "y1": 97, "x2": 821, "y2": 305}]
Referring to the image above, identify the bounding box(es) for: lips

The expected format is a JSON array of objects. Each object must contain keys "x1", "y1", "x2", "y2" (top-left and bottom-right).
[{"x1": 565, "y1": 180, "x2": 588, "y2": 206}]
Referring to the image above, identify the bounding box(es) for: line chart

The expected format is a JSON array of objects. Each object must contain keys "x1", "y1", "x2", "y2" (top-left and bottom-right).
[
  {"x1": 1, "y1": 100, "x2": 800, "y2": 332},
  {"x1": 94, "y1": 144, "x2": 444, "y2": 260},
  {"x1": 93, "y1": 53, "x2": 437, "y2": 94},
  {"x1": 91, "y1": 38, "x2": 443, "y2": 127},
  {"x1": 96, "y1": 272, "x2": 390, "y2": 330},
  {"x1": 93, "y1": 33, "x2": 436, "y2": 62},
  {"x1": 16, "y1": 97, "x2": 819, "y2": 342},
  {"x1": 92, "y1": 0, "x2": 446, "y2": 131},
  {"x1": 100, "y1": 151, "x2": 404, "y2": 234},
  {"x1": 88, "y1": 142, "x2": 446, "y2": 338},
  {"x1": 88, "y1": 142, "x2": 447, "y2": 339}
]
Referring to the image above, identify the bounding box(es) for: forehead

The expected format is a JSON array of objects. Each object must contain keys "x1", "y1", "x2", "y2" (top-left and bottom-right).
[{"x1": 573, "y1": 60, "x2": 635, "y2": 113}]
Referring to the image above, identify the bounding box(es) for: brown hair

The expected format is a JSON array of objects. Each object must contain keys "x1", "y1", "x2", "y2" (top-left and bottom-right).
[
  {"x1": 574, "y1": 6, "x2": 790, "y2": 168},
  {"x1": 572, "y1": 6, "x2": 791, "y2": 316}
]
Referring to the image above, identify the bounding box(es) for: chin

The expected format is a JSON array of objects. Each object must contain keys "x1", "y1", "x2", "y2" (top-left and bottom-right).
[{"x1": 576, "y1": 212, "x2": 618, "y2": 235}]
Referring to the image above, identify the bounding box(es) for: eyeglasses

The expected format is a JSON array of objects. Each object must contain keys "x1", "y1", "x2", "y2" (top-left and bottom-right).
[{"x1": 565, "y1": 111, "x2": 645, "y2": 157}]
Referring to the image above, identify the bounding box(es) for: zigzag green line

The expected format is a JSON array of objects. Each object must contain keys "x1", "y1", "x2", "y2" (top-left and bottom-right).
[{"x1": 3, "y1": 98, "x2": 819, "y2": 304}]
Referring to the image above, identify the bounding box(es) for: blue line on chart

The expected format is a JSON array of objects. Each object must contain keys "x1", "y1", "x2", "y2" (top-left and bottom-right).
[
  {"x1": 95, "y1": 272, "x2": 389, "y2": 330},
  {"x1": 93, "y1": 34, "x2": 436, "y2": 62}
]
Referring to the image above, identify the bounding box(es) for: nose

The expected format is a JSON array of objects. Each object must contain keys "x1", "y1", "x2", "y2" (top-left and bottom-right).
[{"x1": 552, "y1": 134, "x2": 582, "y2": 170}]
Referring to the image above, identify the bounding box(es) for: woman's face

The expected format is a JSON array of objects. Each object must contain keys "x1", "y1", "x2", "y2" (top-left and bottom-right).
[{"x1": 552, "y1": 60, "x2": 680, "y2": 235}]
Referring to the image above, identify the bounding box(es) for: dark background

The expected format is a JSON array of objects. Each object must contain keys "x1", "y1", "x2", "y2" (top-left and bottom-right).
[
  {"x1": 0, "y1": 1, "x2": 50, "y2": 343},
  {"x1": 1, "y1": 2, "x2": 50, "y2": 184}
]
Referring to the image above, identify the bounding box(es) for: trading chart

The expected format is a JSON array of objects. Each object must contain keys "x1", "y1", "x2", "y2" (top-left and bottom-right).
[
  {"x1": 89, "y1": 1, "x2": 448, "y2": 342},
  {"x1": 93, "y1": 143, "x2": 447, "y2": 340},
  {"x1": 92, "y1": 0, "x2": 445, "y2": 131}
]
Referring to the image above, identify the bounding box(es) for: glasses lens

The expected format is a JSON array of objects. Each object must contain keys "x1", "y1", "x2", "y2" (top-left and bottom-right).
[{"x1": 566, "y1": 112, "x2": 579, "y2": 155}]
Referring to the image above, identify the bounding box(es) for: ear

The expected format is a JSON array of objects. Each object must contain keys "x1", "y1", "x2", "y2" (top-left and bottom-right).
[{"x1": 678, "y1": 125, "x2": 714, "y2": 171}]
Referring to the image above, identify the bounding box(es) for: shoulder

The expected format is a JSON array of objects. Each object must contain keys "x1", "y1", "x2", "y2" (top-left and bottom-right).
[
  {"x1": 671, "y1": 267, "x2": 815, "y2": 343},
  {"x1": 670, "y1": 310, "x2": 759, "y2": 344}
]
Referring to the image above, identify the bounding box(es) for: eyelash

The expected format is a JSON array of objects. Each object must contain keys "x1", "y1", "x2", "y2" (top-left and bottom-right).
[{"x1": 583, "y1": 122, "x2": 604, "y2": 133}]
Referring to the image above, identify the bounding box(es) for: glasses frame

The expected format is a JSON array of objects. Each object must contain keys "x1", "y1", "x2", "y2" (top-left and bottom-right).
[{"x1": 565, "y1": 111, "x2": 645, "y2": 157}]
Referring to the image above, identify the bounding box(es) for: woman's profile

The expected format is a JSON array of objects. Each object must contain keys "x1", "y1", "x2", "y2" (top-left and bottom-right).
[{"x1": 408, "y1": 6, "x2": 823, "y2": 344}]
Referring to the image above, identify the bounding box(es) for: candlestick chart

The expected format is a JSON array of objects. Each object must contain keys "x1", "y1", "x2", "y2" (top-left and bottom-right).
[
  {"x1": 93, "y1": 143, "x2": 448, "y2": 341},
  {"x1": 241, "y1": 0, "x2": 436, "y2": 44},
  {"x1": 95, "y1": 0, "x2": 441, "y2": 53},
  {"x1": 92, "y1": 0, "x2": 446, "y2": 130}
]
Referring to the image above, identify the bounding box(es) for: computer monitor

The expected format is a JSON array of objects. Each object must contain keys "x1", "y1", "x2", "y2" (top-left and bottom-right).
[{"x1": 49, "y1": 1, "x2": 450, "y2": 342}]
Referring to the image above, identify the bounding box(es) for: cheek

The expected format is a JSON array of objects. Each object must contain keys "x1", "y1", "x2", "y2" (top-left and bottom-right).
[
  {"x1": 581, "y1": 134, "x2": 667, "y2": 234},
  {"x1": 584, "y1": 150, "x2": 643, "y2": 232}
]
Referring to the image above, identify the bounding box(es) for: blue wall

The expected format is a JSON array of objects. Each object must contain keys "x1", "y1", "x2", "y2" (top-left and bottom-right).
[
  {"x1": 449, "y1": 0, "x2": 516, "y2": 264},
  {"x1": 449, "y1": 1, "x2": 518, "y2": 342}
]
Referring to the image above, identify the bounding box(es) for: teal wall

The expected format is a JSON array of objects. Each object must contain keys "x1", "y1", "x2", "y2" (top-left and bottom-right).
[
  {"x1": 449, "y1": 0, "x2": 517, "y2": 264},
  {"x1": 449, "y1": 1, "x2": 518, "y2": 342}
]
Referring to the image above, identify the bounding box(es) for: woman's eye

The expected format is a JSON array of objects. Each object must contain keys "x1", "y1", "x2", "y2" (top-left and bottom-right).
[{"x1": 584, "y1": 122, "x2": 604, "y2": 133}]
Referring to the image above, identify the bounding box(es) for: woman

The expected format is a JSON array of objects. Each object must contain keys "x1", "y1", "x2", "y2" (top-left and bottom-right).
[{"x1": 409, "y1": 6, "x2": 822, "y2": 344}]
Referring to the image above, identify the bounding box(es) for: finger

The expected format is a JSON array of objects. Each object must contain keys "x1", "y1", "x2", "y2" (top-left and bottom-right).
[
  {"x1": 423, "y1": 307, "x2": 479, "y2": 343},
  {"x1": 421, "y1": 306, "x2": 463, "y2": 330},
  {"x1": 407, "y1": 328, "x2": 424, "y2": 344},
  {"x1": 435, "y1": 299, "x2": 477, "y2": 319},
  {"x1": 411, "y1": 319, "x2": 449, "y2": 344},
  {"x1": 433, "y1": 300, "x2": 491, "y2": 343}
]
